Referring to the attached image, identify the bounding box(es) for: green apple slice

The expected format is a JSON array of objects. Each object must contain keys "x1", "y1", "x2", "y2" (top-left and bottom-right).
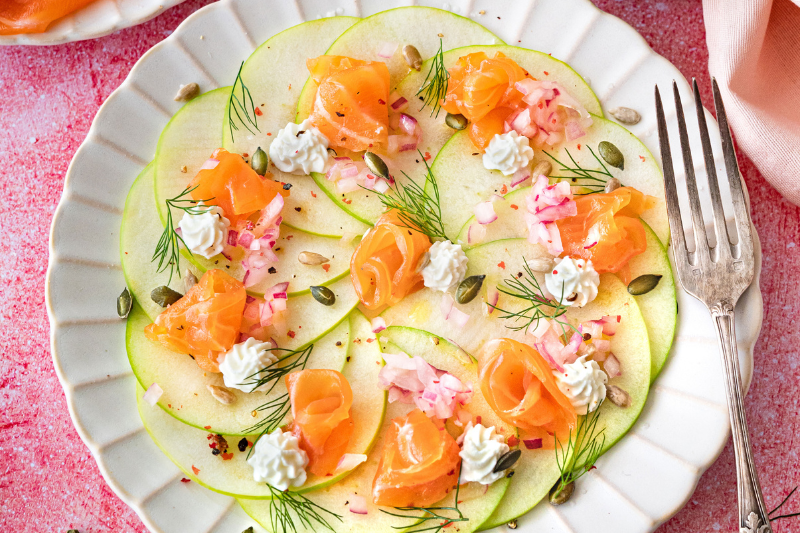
[
  {"x1": 121, "y1": 163, "x2": 202, "y2": 321},
  {"x1": 454, "y1": 187, "x2": 676, "y2": 382},
  {"x1": 126, "y1": 270, "x2": 357, "y2": 435},
  {"x1": 134, "y1": 310, "x2": 386, "y2": 498},
  {"x1": 219, "y1": 16, "x2": 369, "y2": 238}
]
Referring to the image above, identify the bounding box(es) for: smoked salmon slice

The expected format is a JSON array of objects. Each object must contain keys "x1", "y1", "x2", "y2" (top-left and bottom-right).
[{"x1": 0, "y1": 0, "x2": 95, "y2": 35}]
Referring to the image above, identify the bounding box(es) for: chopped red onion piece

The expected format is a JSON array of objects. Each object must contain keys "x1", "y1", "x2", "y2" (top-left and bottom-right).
[
  {"x1": 390, "y1": 96, "x2": 409, "y2": 111},
  {"x1": 448, "y1": 306, "x2": 470, "y2": 328},
  {"x1": 511, "y1": 167, "x2": 531, "y2": 187},
  {"x1": 524, "y1": 438, "x2": 543, "y2": 450},
  {"x1": 474, "y1": 201, "x2": 497, "y2": 224},
  {"x1": 143, "y1": 383, "x2": 163, "y2": 406},
  {"x1": 604, "y1": 354, "x2": 622, "y2": 378},
  {"x1": 485, "y1": 287, "x2": 499, "y2": 315},
  {"x1": 377, "y1": 42, "x2": 397, "y2": 58},
  {"x1": 336, "y1": 176, "x2": 361, "y2": 194},
  {"x1": 374, "y1": 178, "x2": 390, "y2": 193},
  {"x1": 348, "y1": 494, "x2": 368, "y2": 515},
  {"x1": 371, "y1": 317, "x2": 387, "y2": 334},
  {"x1": 467, "y1": 223, "x2": 486, "y2": 244},
  {"x1": 335, "y1": 454, "x2": 367, "y2": 474},
  {"x1": 227, "y1": 230, "x2": 238, "y2": 246},
  {"x1": 339, "y1": 232, "x2": 358, "y2": 248},
  {"x1": 440, "y1": 293, "x2": 454, "y2": 319}
]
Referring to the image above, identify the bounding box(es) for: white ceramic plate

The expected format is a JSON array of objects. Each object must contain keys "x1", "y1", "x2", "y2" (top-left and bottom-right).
[
  {"x1": 0, "y1": 0, "x2": 187, "y2": 46},
  {"x1": 46, "y1": 1, "x2": 764, "y2": 532}
]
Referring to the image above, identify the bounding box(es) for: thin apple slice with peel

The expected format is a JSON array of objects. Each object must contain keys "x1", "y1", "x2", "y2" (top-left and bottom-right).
[
  {"x1": 126, "y1": 293, "x2": 353, "y2": 435},
  {"x1": 219, "y1": 16, "x2": 369, "y2": 238},
  {"x1": 454, "y1": 187, "x2": 676, "y2": 382},
  {"x1": 134, "y1": 311, "x2": 386, "y2": 498}
]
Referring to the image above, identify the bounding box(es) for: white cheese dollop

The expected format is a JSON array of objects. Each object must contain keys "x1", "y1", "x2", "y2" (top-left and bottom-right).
[
  {"x1": 554, "y1": 356, "x2": 608, "y2": 415},
  {"x1": 178, "y1": 203, "x2": 229, "y2": 260},
  {"x1": 218, "y1": 338, "x2": 278, "y2": 393},
  {"x1": 247, "y1": 428, "x2": 309, "y2": 490},
  {"x1": 458, "y1": 422, "x2": 510, "y2": 485},
  {"x1": 545, "y1": 256, "x2": 600, "y2": 307},
  {"x1": 421, "y1": 240, "x2": 469, "y2": 292},
  {"x1": 269, "y1": 119, "x2": 330, "y2": 175},
  {"x1": 482, "y1": 131, "x2": 534, "y2": 176}
]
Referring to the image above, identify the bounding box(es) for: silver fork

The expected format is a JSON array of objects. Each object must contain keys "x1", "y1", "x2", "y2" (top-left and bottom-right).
[{"x1": 655, "y1": 78, "x2": 770, "y2": 533}]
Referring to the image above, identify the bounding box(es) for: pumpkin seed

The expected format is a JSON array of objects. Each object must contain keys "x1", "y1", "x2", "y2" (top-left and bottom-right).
[
  {"x1": 363, "y1": 151, "x2": 389, "y2": 179},
  {"x1": 151, "y1": 285, "x2": 183, "y2": 307},
  {"x1": 414, "y1": 251, "x2": 431, "y2": 274},
  {"x1": 532, "y1": 160, "x2": 552, "y2": 178},
  {"x1": 445, "y1": 113, "x2": 468, "y2": 130},
  {"x1": 606, "y1": 385, "x2": 631, "y2": 408},
  {"x1": 627, "y1": 274, "x2": 662, "y2": 295},
  {"x1": 609, "y1": 106, "x2": 641, "y2": 125},
  {"x1": 604, "y1": 176, "x2": 621, "y2": 193},
  {"x1": 298, "y1": 251, "x2": 330, "y2": 265},
  {"x1": 207, "y1": 384, "x2": 236, "y2": 405},
  {"x1": 174, "y1": 82, "x2": 200, "y2": 102},
  {"x1": 183, "y1": 269, "x2": 198, "y2": 294},
  {"x1": 251, "y1": 146, "x2": 269, "y2": 176},
  {"x1": 598, "y1": 141, "x2": 624, "y2": 170},
  {"x1": 310, "y1": 285, "x2": 336, "y2": 306},
  {"x1": 402, "y1": 44, "x2": 423, "y2": 71},
  {"x1": 549, "y1": 481, "x2": 574, "y2": 505},
  {"x1": 456, "y1": 275, "x2": 485, "y2": 304},
  {"x1": 117, "y1": 287, "x2": 133, "y2": 318},
  {"x1": 492, "y1": 448, "x2": 521, "y2": 473}
]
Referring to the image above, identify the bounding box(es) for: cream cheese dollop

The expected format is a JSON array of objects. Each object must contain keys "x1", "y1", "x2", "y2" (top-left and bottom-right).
[
  {"x1": 458, "y1": 422, "x2": 510, "y2": 485},
  {"x1": 247, "y1": 428, "x2": 309, "y2": 490},
  {"x1": 218, "y1": 338, "x2": 278, "y2": 393},
  {"x1": 421, "y1": 240, "x2": 469, "y2": 292},
  {"x1": 554, "y1": 356, "x2": 608, "y2": 415},
  {"x1": 178, "y1": 202, "x2": 229, "y2": 260},
  {"x1": 482, "y1": 131, "x2": 534, "y2": 176},
  {"x1": 545, "y1": 256, "x2": 600, "y2": 307},
  {"x1": 269, "y1": 119, "x2": 330, "y2": 175}
]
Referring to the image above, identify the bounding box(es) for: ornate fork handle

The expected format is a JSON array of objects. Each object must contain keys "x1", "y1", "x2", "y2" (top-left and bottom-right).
[{"x1": 711, "y1": 300, "x2": 771, "y2": 533}]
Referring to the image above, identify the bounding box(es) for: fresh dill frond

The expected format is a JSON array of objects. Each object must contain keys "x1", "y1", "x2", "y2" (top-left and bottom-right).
[
  {"x1": 416, "y1": 39, "x2": 449, "y2": 119},
  {"x1": 381, "y1": 465, "x2": 468, "y2": 533},
  {"x1": 241, "y1": 345, "x2": 314, "y2": 395},
  {"x1": 265, "y1": 485, "x2": 343, "y2": 533},
  {"x1": 543, "y1": 146, "x2": 614, "y2": 194},
  {"x1": 370, "y1": 150, "x2": 448, "y2": 242},
  {"x1": 552, "y1": 403, "x2": 606, "y2": 500},
  {"x1": 490, "y1": 258, "x2": 574, "y2": 335},
  {"x1": 245, "y1": 394, "x2": 292, "y2": 458},
  {"x1": 152, "y1": 185, "x2": 213, "y2": 284},
  {"x1": 228, "y1": 61, "x2": 260, "y2": 143}
]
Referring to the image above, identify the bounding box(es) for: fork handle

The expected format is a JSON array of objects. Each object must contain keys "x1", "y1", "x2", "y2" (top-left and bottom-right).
[{"x1": 711, "y1": 300, "x2": 771, "y2": 533}]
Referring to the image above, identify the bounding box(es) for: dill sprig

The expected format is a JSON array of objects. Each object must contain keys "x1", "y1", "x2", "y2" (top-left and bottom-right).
[
  {"x1": 490, "y1": 258, "x2": 574, "y2": 335},
  {"x1": 381, "y1": 465, "x2": 468, "y2": 533},
  {"x1": 543, "y1": 146, "x2": 614, "y2": 194},
  {"x1": 416, "y1": 39, "x2": 449, "y2": 119},
  {"x1": 228, "y1": 61, "x2": 260, "y2": 143},
  {"x1": 552, "y1": 403, "x2": 606, "y2": 500},
  {"x1": 370, "y1": 150, "x2": 448, "y2": 241},
  {"x1": 265, "y1": 485, "x2": 343, "y2": 533},
  {"x1": 152, "y1": 185, "x2": 213, "y2": 284}
]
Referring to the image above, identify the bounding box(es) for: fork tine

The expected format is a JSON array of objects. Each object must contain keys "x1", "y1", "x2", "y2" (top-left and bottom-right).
[
  {"x1": 655, "y1": 85, "x2": 689, "y2": 265},
  {"x1": 711, "y1": 78, "x2": 755, "y2": 260},
  {"x1": 673, "y1": 81, "x2": 711, "y2": 265},
  {"x1": 692, "y1": 78, "x2": 731, "y2": 261}
]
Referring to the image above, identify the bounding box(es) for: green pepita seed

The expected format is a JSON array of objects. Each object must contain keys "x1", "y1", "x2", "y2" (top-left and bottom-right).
[
  {"x1": 456, "y1": 275, "x2": 485, "y2": 304},
  {"x1": 445, "y1": 113, "x2": 468, "y2": 130},
  {"x1": 364, "y1": 151, "x2": 389, "y2": 179},
  {"x1": 251, "y1": 147, "x2": 269, "y2": 176},
  {"x1": 493, "y1": 448, "x2": 521, "y2": 473},
  {"x1": 151, "y1": 285, "x2": 183, "y2": 308},
  {"x1": 402, "y1": 44, "x2": 423, "y2": 71},
  {"x1": 604, "y1": 176, "x2": 621, "y2": 193},
  {"x1": 627, "y1": 274, "x2": 662, "y2": 295},
  {"x1": 310, "y1": 285, "x2": 336, "y2": 306},
  {"x1": 242, "y1": 528, "x2": 255, "y2": 533},
  {"x1": 549, "y1": 481, "x2": 574, "y2": 505},
  {"x1": 117, "y1": 287, "x2": 133, "y2": 318},
  {"x1": 598, "y1": 141, "x2": 624, "y2": 170}
]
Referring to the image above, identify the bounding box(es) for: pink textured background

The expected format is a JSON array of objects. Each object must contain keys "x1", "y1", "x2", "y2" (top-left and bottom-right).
[{"x1": 1, "y1": 0, "x2": 798, "y2": 531}]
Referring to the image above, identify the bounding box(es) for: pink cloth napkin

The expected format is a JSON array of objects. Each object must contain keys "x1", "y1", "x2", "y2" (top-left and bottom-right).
[{"x1": 703, "y1": 0, "x2": 800, "y2": 206}]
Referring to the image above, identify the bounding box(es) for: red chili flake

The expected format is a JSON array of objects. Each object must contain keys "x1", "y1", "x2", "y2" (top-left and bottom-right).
[
  {"x1": 500, "y1": 184, "x2": 508, "y2": 194},
  {"x1": 498, "y1": 261, "x2": 506, "y2": 269},
  {"x1": 168, "y1": 404, "x2": 172, "y2": 408},
  {"x1": 366, "y1": 338, "x2": 375, "y2": 343},
  {"x1": 424, "y1": 151, "x2": 432, "y2": 161},
  {"x1": 180, "y1": 478, "x2": 191, "y2": 483},
  {"x1": 343, "y1": 198, "x2": 352, "y2": 204},
  {"x1": 242, "y1": 153, "x2": 249, "y2": 158},
  {"x1": 507, "y1": 436, "x2": 520, "y2": 447},
  {"x1": 639, "y1": 155, "x2": 646, "y2": 162},
  {"x1": 209, "y1": 442, "x2": 217, "y2": 449},
  {"x1": 510, "y1": 204, "x2": 519, "y2": 210},
  {"x1": 544, "y1": 71, "x2": 549, "y2": 76},
  {"x1": 538, "y1": 102, "x2": 544, "y2": 109},
  {"x1": 247, "y1": 440, "x2": 254, "y2": 448},
  {"x1": 552, "y1": 119, "x2": 557, "y2": 124},
  {"x1": 221, "y1": 452, "x2": 234, "y2": 461},
  {"x1": 378, "y1": 99, "x2": 386, "y2": 105},
  {"x1": 287, "y1": 331, "x2": 296, "y2": 339},
  {"x1": 577, "y1": 144, "x2": 582, "y2": 150},
  {"x1": 286, "y1": 235, "x2": 294, "y2": 240},
  {"x1": 322, "y1": 264, "x2": 330, "y2": 272},
  {"x1": 589, "y1": 465, "x2": 597, "y2": 471},
  {"x1": 553, "y1": 270, "x2": 558, "y2": 275},
  {"x1": 191, "y1": 465, "x2": 200, "y2": 475},
  {"x1": 288, "y1": 84, "x2": 292, "y2": 90},
  {"x1": 204, "y1": 426, "x2": 211, "y2": 430},
  {"x1": 206, "y1": 434, "x2": 213, "y2": 440},
  {"x1": 254, "y1": 107, "x2": 263, "y2": 116},
  {"x1": 310, "y1": 191, "x2": 317, "y2": 198},
  {"x1": 476, "y1": 415, "x2": 482, "y2": 425},
  {"x1": 447, "y1": 469, "x2": 455, "y2": 476},
  {"x1": 267, "y1": 132, "x2": 272, "y2": 136}
]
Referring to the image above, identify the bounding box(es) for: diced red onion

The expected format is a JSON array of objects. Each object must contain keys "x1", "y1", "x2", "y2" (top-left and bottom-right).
[
  {"x1": 467, "y1": 223, "x2": 486, "y2": 244},
  {"x1": 604, "y1": 354, "x2": 622, "y2": 378},
  {"x1": 371, "y1": 317, "x2": 387, "y2": 334},
  {"x1": 143, "y1": 383, "x2": 163, "y2": 406},
  {"x1": 448, "y1": 306, "x2": 470, "y2": 328},
  {"x1": 474, "y1": 201, "x2": 497, "y2": 224},
  {"x1": 336, "y1": 176, "x2": 361, "y2": 194},
  {"x1": 364, "y1": 174, "x2": 377, "y2": 190},
  {"x1": 374, "y1": 178, "x2": 390, "y2": 193},
  {"x1": 524, "y1": 438, "x2": 543, "y2": 450},
  {"x1": 268, "y1": 282, "x2": 290, "y2": 298},
  {"x1": 377, "y1": 42, "x2": 397, "y2": 59},
  {"x1": 565, "y1": 120, "x2": 586, "y2": 141},
  {"x1": 340, "y1": 163, "x2": 359, "y2": 178},
  {"x1": 269, "y1": 299, "x2": 287, "y2": 314},
  {"x1": 348, "y1": 494, "x2": 368, "y2": 515},
  {"x1": 226, "y1": 230, "x2": 238, "y2": 246},
  {"x1": 339, "y1": 232, "x2": 358, "y2": 248},
  {"x1": 440, "y1": 293, "x2": 454, "y2": 319},
  {"x1": 485, "y1": 286, "x2": 499, "y2": 315},
  {"x1": 526, "y1": 318, "x2": 551, "y2": 338},
  {"x1": 592, "y1": 339, "x2": 611, "y2": 354},
  {"x1": 398, "y1": 113, "x2": 418, "y2": 136},
  {"x1": 335, "y1": 453, "x2": 367, "y2": 473},
  {"x1": 200, "y1": 158, "x2": 219, "y2": 170},
  {"x1": 511, "y1": 167, "x2": 531, "y2": 187},
  {"x1": 390, "y1": 96, "x2": 408, "y2": 111}
]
